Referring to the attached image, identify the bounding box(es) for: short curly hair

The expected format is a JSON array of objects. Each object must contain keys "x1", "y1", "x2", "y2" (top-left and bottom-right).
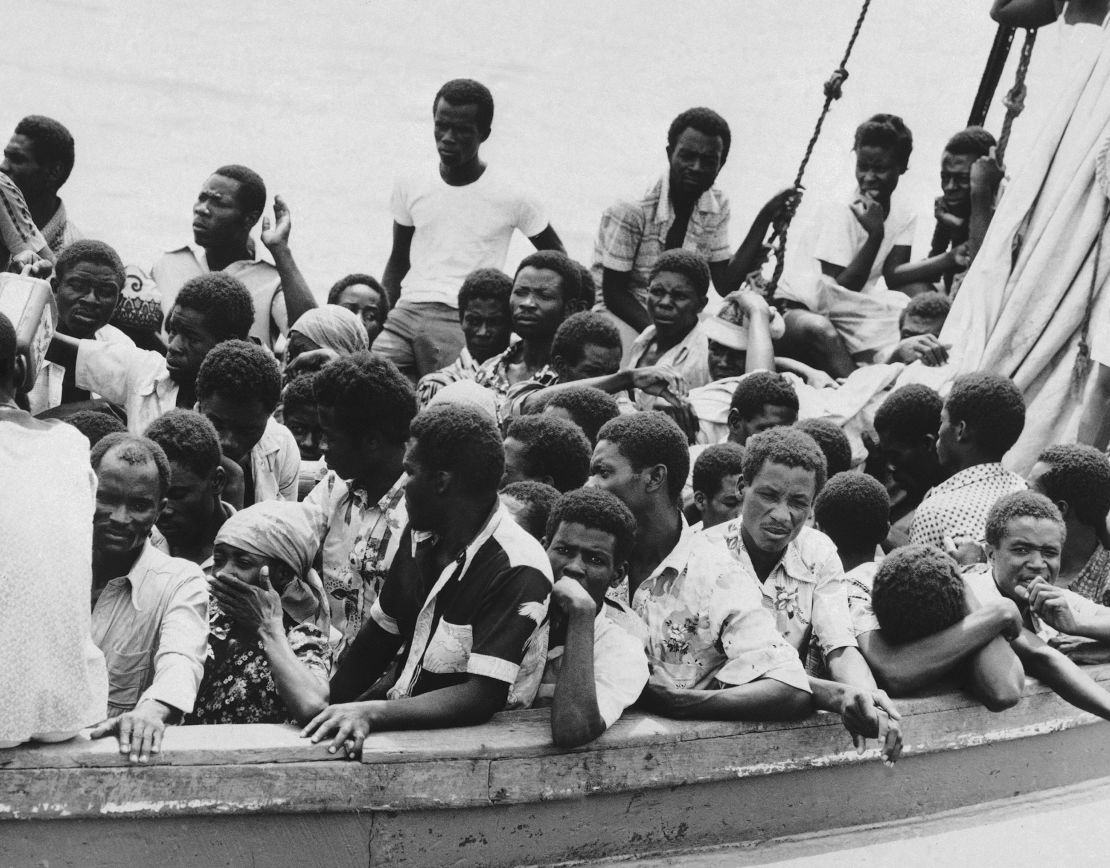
[
  {"x1": 501, "y1": 480, "x2": 561, "y2": 541},
  {"x1": 1035, "y1": 444, "x2": 1110, "y2": 529},
  {"x1": 871, "y1": 544, "x2": 965, "y2": 644},
  {"x1": 313, "y1": 351, "x2": 415, "y2": 445},
  {"x1": 903, "y1": 291, "x2": 951, "y2": 323},
  {"x1": 213, "y1": 164, "x2": 267, "y2": 217},
  {"x1": 195, "y1": 340, "x2": 282, "y2": 413},
  {"x1": 537, "y1": 386, "x2": 621, "y2": 445},
  {"x1": 668, "y1": 107, "x2": 731, "y2": 163},
  {"x1": 814, "y1": 472, "x2": 890, "y2": 551},
  {"x1": 874, "y1": 384, "x2": 942, "y2": 442},
  {"x1": 144, "y1": 409, "x2": 222, "y2": 479},
  {"x1": 515, "y1": 251, "x2": 586, "y2": 309},
  {"x1": 63, "y1": 409, "x2": 125, "y2": 447},
  {"x1": 173, "y1": 273, "x2": 254, "y2": 341},
  {"x1": 692, "y1": 442, "x2": 746, "y2": 497},
  {"x1": 985, "y1": 491, "x2": 1065, "y2": 548},
  {"x1": 596, "y1": 411, "x2": 690, "y2": 503},
  {"x1": 854, "y1": 113, "x2": 913, "y2": 169},
  {"x1": 410, "y1": 403, "x2": 505, "y2": 495},
  {"x1": 327, "y1": 273, "x2": 389, "y2": 324},
  {"x1": 434, "y1": 78, "x2": 495, "y2": 131},
  {"x1": 91, "y1": 433, "x2": 171, "y2": 497},
  {"x1": 546, "y1": 487, "x2": 638, "y2": 566},
  {"x1": 281, "y1": 372, "x2": 317, "y2": 415},
  {"x1": 945, "y1": 126, "x2": 996, "y2": 159},
  {"x1": 54, "y1": 239, "x2": 125, "y2": 288},
  {"x1": 505, "y1": 414, "x2": 592, "y2": 493},
  {"x1": 457, "y1": 268, "x2": 513, "y2": 316},
  {"x1": 16, "y1": 115, "x2": 75, "y2": 187},
  {"x1": 730, "y1": 371, "x2": 799, "y2": 420},
  {"x1": 795, "y1": 418, "x2": 853, "y2": 477},
  {"x1": 649, "y1": 249, "x2": 711, "y2": 298},
  {"x1": 946, "y1": 372, "x2": 1025, "y2": 459},
  {"x1": 551, "y1": 312, "x2": 622, "y2": 370},
  {"x1": 742, "y1": 427, "x2": 827, "y2": 493}
]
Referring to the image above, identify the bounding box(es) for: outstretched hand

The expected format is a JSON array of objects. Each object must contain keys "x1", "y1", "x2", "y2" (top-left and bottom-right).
[{"x1": 261, "y1": 195, "x2": 292, "y2": 252}]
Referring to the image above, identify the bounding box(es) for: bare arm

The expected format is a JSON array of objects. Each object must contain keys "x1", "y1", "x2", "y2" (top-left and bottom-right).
[
  {"x1": 820, "y1": 198, "x2": 886, "y2": 292},
  {"x1": 1013, "y1": 628, "x2": 1110, "y2": 720},
  {"x1": 45, "y1": 331, "x2": 79, "y2": 369},
  {"x1": 382, "y1": 222, "x2": 415, "y2": 306},
  {"x1": 262, "y1": 196, "x2": 318, "y2": 327},
  {"x1": 640, "y1": 673, "x2": 811, "y2": 721},
  {"x1": 825, "y1": 645, "x2": 877, "y2": 690},
  {"x1": 329, "y1": 617, "x2": 405, "y2": 703},
  {"x1": 601, "y1": 267, "x2": 652, "y2": 333},
  {"x1": 550, "y1": 585, "x2": 606, "y2": 748},
  {"x1": 711, "y1": 188, "x2": 800, "y2": 296},
  {"x1": 528, "y1": 224, "x2": 566, "y2": 253},
  {"x1": 887, "y1": 248, "x2": 961, "y2": 288}
]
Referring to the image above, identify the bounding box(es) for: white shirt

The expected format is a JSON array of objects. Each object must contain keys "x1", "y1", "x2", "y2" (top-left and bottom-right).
[
  {"x1": 814, "y1": 192, "x2": 916, "y2": 297},
  {"x1": 27, "y1": 323, "x2": 134, "y2": 415},
  {"x1": 391, "y1": 165, "x2": 548, "y2": 307}
]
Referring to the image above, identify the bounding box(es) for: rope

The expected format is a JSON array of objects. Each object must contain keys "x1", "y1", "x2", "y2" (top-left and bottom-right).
[
  {"x1": 1073, "y1": 198, "x2": 1110, "y2": 395},
  {"x1": 763, "y1": 0, "x2": 873, "y2": 297},
  {"x1": 995, "y1": 28, "x2": 1038, "y2": 166}
]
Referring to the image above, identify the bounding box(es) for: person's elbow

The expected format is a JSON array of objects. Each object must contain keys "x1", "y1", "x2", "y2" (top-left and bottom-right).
[{"x1": 551, "y1": 710, "x2": 607, "y2": 749}]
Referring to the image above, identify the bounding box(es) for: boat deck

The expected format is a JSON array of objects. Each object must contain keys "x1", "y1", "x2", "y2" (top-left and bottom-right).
[{"x1": 4, "y1": 663, "x2": 1110, "y2": 867}]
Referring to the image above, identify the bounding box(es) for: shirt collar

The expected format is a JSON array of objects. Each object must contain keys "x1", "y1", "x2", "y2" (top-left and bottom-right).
[
  {"x1": 121, "y1": 539, "x2": 163, "y2": 592},
  {"x1": 407, "y1": 499, "x2": 505, "y2": 571},
  {"x1": 931, "y1": 462, "x2": 1010, "y2": 495},
  {"x1": 722, "y1": 519, "x2": 818, "y2": 585},
  {"x1": 653, "y1": 171, "x2": 722, "y2": 225},
  {"x1": 136, "y1": 365, "x2": 178, "y2": 399},
  {"x1": 641, "y1": 515, "x2": 694, "y2": 590},
  {"x1": 344, "y1": 472, "x2": 407, "y2": 522}
]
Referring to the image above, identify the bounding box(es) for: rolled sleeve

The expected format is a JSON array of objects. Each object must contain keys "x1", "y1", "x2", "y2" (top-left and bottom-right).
[
  {"x1": 369, "y1": 597, "x2": 401, "y2": 636},
  {"x1": 593, "y1": 623, "x2": 650, "y2": 727},
  {"x1": 594, "y1": 202, "x2": 644, "y2": 273},
  {"x1": 75, "y1": 340, "x2": 163, "y2": 405},
  {"x1": 468, "y1": 566, "x2": 551, "y2": 685},
  {"x1": 811, "y1": 550, "x2": 859, "y2": 655},
  {"x1": 138, "y1": 573, "x2": 208, "y2": 714}
]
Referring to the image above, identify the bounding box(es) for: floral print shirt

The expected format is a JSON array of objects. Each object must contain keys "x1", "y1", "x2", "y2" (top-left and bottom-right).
[
  {"x1": 631, "y1": 525, "x2": 809, "y2": 693},
  {"x1": 186, "y1": 600, "x2": 329, "y2": 725}
]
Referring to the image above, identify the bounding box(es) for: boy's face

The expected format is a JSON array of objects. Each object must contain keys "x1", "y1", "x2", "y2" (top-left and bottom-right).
[
  {"x1": 740, "y1": 459, "x2": 817, "y2": 555},
  {"x1": 511, "y1": 266, "x2": 566, "y2": 340},
  {"x1": 989, "y1": 516, "x2": 1064, "y2": 602},
  {"x1": 284, "y1": 403, "x2": 323, "y2": 462},
  {"x1": 727, "y1": 403, "x2": 797, "y2": 445},
  {"x1": 695, "y1": 472, "x2": 743, "y2": 530},
  {"x1": 199, "y1": 390, "x2": 270, "y2": 465},
  {"x1": 546, "y1": 520, "x2": 622, "y2": 609},
  {"x1": 165, "y1": 305, "x2": 220, "y2": 386},
  {"x1": 855, "y1": 145, "x2": 904, "y2": 206},
  {"x1": 461, "y1": 297, "x2": 512, "y2": 363},
  {"x1": 940, "y1": 151, "x2": 976, "y2": 218},
  {"x1": 647, "y1": 269, "x2": 706, "y2": 336}
]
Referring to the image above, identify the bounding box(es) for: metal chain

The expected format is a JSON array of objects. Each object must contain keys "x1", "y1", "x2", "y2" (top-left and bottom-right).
[{"x1": 763, "y1": 0, "x2": 873, "y2": 296}]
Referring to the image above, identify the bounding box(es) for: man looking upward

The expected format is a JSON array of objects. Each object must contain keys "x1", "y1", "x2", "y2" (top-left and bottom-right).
[{"x1": 377, "y1": 78, "x2": 565, "y2": 381}]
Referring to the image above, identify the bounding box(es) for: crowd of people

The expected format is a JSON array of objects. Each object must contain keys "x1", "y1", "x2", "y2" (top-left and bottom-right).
[{"x1": 5, "y1": 41, "x2": 1110, "y2": 769}]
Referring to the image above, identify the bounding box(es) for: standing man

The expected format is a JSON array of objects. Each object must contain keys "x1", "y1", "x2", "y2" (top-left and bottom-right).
[
  {"x1": 1, "y1": 115, "x2": 80, "y2": 254},
  {"x1": 151, "y1": 165, "x2": 317, "y2": 350},
  {"x1": 377, "y1": 78, "x2": 565, "y2": 381}
]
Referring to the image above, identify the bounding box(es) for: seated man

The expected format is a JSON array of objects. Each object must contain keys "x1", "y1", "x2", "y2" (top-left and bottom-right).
[
  {"x1": 690, "y1": 442, "x2": 746, "y2": 532},
  {"x1": 871, "y1": 383, "x2": 945, "y2": 547},
  {"x1": 705, "y1": 428, "x2": 878, "y2": 691},
  {"x1": 27, "y1": 239, "x2": 134, "y2": 414},
  {"x1": 46, "y1": 273, "x2": 255, "y2": 432},
  {"x1": 302, "y1": 352, "x2": 414, "y2": 653},
  {"x1": 474, "y1": 251, "x2": 586, "y2": 399},
  {"x1": 910, "y1": 372, "x2": 1027, "y2": 553},
  {"x1": 377, "y1": 78, "x2": 564, "y2": 381},
  {"x1": 536, "y1": 385, "x2": 621, "y2": 445},
  {"x1": 1, "y1": 115, "x2": 81, "y2": 253},
  {"x1": 327, "y1": 273, "x2": 390, "y2": 345},
  {"x1": 306, "y1": 405, "x2": 553, "y2": 756},
  {"x1": 195, "y1": 340, "x2": 299, "y2": 505},
  {"x1": 536, "y1": 488, "x2": 649, "y2": 747},
  {"x1": 416, "y1": 268, "x2": 513, "y2": 406},
  {"x1": 500, "y1": 480, "x2": 561, "y2": 542},
  {"x1": 1027, "y1": 444, "x2": 1110, "y2": 603},
  {"x1": 873, "y1": 493, "x2": 1110, "y2": 723},
  {"x1": 279, "y1": 374, "x2": 327, "y2": 499},
  {"x1": 501, "y1": 414, "x2": 592, "y2": 493},
  {"x1": 796, "y1": 418, "x2": 853, "y2": 477},
  {"x1": 591, "y1": 106, "x2": 795, "y2": 348},
  {"x1": 874, "y1": 291, "x2": 951, "y2": 366},
  {"x1": 151, "y1": 164, "x2": 316, "y2": 350},
  {"x1": 87, "y1": 433, "x2": 208, "y2": 763},
  {"x1": 144, "y1": 409, "x2": 232, "y2": 569}
]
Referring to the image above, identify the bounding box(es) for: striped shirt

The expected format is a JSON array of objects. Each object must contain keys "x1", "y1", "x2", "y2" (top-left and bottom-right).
[{"x1": 0, "y1": 172, "x2": 47, "y2": 264}]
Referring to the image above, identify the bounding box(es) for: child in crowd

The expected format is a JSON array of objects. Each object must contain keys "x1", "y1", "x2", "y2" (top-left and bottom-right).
[
  {"x1": 536, "y1": 489, "x2": 649, "y2": 747},
  {"x1": 690, "y1": 442, "x2": 746, "y2": 531},
  {"x1": 500, "y1": 480, "x2": 561, "y2": 541}
]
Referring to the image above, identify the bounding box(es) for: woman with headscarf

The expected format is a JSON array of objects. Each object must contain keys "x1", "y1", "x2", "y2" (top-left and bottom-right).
[
  {"x1": 186, "y1": 501, "x2": 331, "y2": 725},
  {"x1": 285, "y1": 304, "x2": 369, "y2": 366}
]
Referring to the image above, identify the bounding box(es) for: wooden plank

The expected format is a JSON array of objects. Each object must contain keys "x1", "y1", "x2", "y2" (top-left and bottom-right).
[{"x1": 0, "y1": 758, "x2": 490, "y2": 819}]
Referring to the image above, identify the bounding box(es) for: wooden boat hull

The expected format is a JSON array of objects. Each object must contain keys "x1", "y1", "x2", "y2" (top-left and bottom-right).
[{"x1": 3, "y1": 664, "x2": 1109, "y2": 867}]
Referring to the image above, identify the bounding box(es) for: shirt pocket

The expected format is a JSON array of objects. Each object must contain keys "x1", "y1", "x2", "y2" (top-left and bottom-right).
[
  {"x1": 422, "y1": 620, "x2": 473, "y2": 675},
  {"x1": 102, "y1": 647, "x2": 152, "y2": 714}
]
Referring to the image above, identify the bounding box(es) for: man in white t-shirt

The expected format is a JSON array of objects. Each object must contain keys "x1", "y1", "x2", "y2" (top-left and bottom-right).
[{"x1": 376, "y1": 78, "x2": 565, "y2": 382}]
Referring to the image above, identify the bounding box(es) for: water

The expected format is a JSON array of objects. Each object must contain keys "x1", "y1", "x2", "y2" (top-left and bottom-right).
[{"x1": 6, "y1": 0, "x2": 1031, "y2": 297}]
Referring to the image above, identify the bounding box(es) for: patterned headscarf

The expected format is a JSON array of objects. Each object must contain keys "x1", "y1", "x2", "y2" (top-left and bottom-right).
[
  {"x1": 215, "y1": 501, "x2": 329, "y2": 632},
  {"x1": 289, "y1": 304, "x2": 369, "y2": 355}
]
